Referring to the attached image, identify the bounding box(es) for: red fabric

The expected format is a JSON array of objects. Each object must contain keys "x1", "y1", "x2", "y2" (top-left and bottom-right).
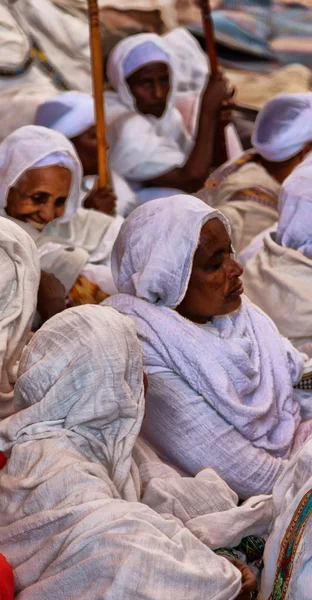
[
  {"x1": 0, "y1": 554, "x2": 14, "y2": 600},
  {"x1": 0, "y1": 453, "x2": 7, "y2": 470}
]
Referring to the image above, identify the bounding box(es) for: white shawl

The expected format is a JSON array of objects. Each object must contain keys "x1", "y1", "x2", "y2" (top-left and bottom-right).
[
  {"x1": 106, "y1": 33, "x2": 192, "y2": 181},
  {"x1": 106, "y1": 195, "x2": 308, "y2": 458},
  {"x1": 0, "y1": 305, "x2": 248, "y2": 599},
  {"x1": 0, "y1": 217, "x2": 40, "y2": 419}
]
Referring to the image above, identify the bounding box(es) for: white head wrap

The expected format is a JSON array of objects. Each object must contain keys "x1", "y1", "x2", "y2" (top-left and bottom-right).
[
  {"x1": 277, "y1": 151, "x2": 312, "y2": 257},
  {"x1": 111, "y1": 195, "x2": 230, "y2": 308},
  {"x1": 107, "y1": 33, "x2": 175, "y2": 118},
  {"x1": 0, "y1": 125, "x2": 83, "y2": 224},
  {"x1": 1, "y1": 305, "x2": 145, "y2": 499},
  {"x1": 35, "y1": 91, "x2": 95, "y2": 139},
  {"x1": 252, "y1": 93, "x2": 312, "y2": 162},
  {"x1": 0, "y1": 217, "x2": 40, "y2": 419}
]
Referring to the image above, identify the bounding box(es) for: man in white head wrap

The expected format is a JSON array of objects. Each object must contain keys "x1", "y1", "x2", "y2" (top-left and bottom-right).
[
  {"x1": 0, "y1": 217, "x2": 40, "y2": 419},
  {"x1": 106, "y1": 194, "x2": 312, "y2": 498},
  {"x1": 242, "y1": 152, "x2": 312, "y2": 355},
  {"x1": 197, "y1": 92, "x2": 312, "y2": 254},
  {"x1": 0, "y1": 125, "x2": 123, "y2": 296},
  {"x1": 105, "y1": 33, "x2": 231, "y2": 202},
  {"x1": 35, "y1": 91, "x2": 138, "y2": 217},
  {"x1": 0, "y1": 304, "x2": 272, "y2": 599}
]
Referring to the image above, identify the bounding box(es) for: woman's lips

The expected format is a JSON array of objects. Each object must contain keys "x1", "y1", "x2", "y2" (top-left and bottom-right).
[{"x1": 227, "y1": 281, "x2": 244, "y2": 299}]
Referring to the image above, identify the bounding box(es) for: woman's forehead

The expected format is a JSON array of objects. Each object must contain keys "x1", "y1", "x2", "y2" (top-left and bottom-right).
[
  {"x1": 17, "y1": 165, "x2": 71, "y2": 188},
  {"x1": 198, "y1": 219, "x2": 231, "y2": 255}
]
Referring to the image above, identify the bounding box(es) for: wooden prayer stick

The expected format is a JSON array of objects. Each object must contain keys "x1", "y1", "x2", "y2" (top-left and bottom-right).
[
  {"x1": 199, "y1": 0, "x2": 219, "y2": 75},
  {"x1": 87, "y1": 0, "x2": 109, "y2": 187}
]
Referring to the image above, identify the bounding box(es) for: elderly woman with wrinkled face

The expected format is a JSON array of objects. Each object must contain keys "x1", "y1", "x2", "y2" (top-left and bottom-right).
[
  {"x1": 107, "y1": 195, "x2": 312, "y2": 500},
  {"x1": 0, "y1": 125, "x2": 124, "y2": 300}
]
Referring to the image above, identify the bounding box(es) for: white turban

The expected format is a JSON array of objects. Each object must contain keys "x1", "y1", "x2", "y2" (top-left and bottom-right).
[
  {"x1": 35, "y1": 91, "x2": 95, "y2": 139},
  {"x1": 0, "y1": 217, "x2": 40, "y2": 418},
  {"x1": 252, "y1": 93, "x2": 312, "y2": 162}
]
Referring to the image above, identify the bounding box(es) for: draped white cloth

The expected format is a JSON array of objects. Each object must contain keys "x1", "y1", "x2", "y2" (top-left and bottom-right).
[
  {"x1": 0, "y1": 217, "x2": 40, "y2": 419},
  {"x1": 0, "y1": 126, "x2": 122, "y2": 293},
  {"x1": 106, "y1": 195, "x2": 312, "y2": 459},
  {"x1": 106, "y1": 33, "x2": 193, "y2": 182},
  {"x1": 252, "y1": 93, "x2": 312, "y2": 162},
  {"x1": 260, "y1": 434, "x2": 312, "y2": 600},
  {"x1": 0, "y1": 305, "x2": 270, "y2": 599},
  {"x1": 243, "y1": 229, "x2": 312, "y2": 352},
  {"x1": 277, "y1": 152, "x2": 312, "y2": 257}
]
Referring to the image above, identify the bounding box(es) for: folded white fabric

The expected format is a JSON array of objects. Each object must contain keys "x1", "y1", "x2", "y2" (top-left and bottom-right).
[
  {"x1": 35, "y1": 91, "x2": 95, "y2": 139},
  {"x1": 0, "y1": 217, "x2": 40, "y2": 418},
  {"x1": 277, "y1": 151, "x2": 312, "y2": 257}
]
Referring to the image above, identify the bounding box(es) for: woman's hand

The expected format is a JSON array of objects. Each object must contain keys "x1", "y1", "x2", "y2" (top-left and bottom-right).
[
  {"x1": 37, "y1": 271, "x2": 66, "y2": 323},
  {"x1": 201, "y1": 72, "x2": 234, "y2": 115},
  {"x1": 219, "y1": 555, "x2": 257, "y2": 598},
  {"x1": 84, "y1": 184, "x2": 116, "y2": 216}
]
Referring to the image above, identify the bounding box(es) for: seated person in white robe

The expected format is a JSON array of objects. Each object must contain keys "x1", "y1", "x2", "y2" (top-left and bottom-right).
[
  {"x1": 0, "y1": 305, "x2": 270, "y2": 599},
  {"x1": 35, "y1": 91, "x2": 138, "y2": 218},
  {"x1": 197, "y1": 93, "x2": 312, "y2": 253},
  {"x1": 243, "y1": 152, "x2": 312, "y2": 354},
  {"x1": 0, "y1": 125, "x2": 123, "y2": 297},
  {"x1": 105, "y1": 33, "x2": 232, "y2": 201},
  {"x1": 106, "y1": 195, "x2": 312, "y2": 499}
]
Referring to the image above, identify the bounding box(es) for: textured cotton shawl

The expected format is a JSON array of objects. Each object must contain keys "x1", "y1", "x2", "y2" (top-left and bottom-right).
[
  {"x1": 0, "y1": 217, "x2": 40, "y2": 419},
  {"x1": 0, "y1": 305, "x2": 247, "y2": 599},
  {"x1": 106, "y1": 33, "x2": 192, "y2": 181},
  {"x1": 107, "y1": 195, "x2": 307, "y2": 458}
]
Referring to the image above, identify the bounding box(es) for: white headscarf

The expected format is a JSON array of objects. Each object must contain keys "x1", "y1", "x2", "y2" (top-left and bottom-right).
[
  {"x1": 107, "y1": 195, "x2": 307, "y2": 458},
  {"x1": 277, "y1": 152, "x2": 312, "y2": 258},
  {"x1": 0, "y1": 125, "x2": 83, "y2": 225},
  {"x1": 0, "y1": 305, "x2": 144, "y2": 499},
  {"x1": 35, "y1": 91, "x2": 95, "y2": 139},
  {"x1": 105, "y1": 33, "x2": 191, "y2": 181},
  {"x1": 252, "y1": 93, "x2": 312, "y2": 162},
  {"x1": 0, "y1": 217, "x2": 40, "y2": 419}
]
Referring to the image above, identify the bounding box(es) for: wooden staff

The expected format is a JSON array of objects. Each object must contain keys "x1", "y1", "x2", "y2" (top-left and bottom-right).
[
  {"x1": 199, "y1": 0, "x2": 219, "y2": 75},
  {"x1": 87, "y1": 0, "x2": 109, "y2": 187}
]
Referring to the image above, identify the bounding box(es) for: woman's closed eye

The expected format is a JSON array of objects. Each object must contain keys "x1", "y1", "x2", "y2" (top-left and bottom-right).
[
  {"x1": 55, "y1": 196, "x2": 67, "y2": 207},
  {"x1": 29, "y1": 192, "x2": 49, "y2": 205}
]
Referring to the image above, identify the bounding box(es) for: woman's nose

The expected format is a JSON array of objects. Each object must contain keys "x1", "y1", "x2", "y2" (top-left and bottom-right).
[
  {"x1": 39, "y1": 202, "x2": 55, "y2": 223},
  {"x1": 225, "y1": 257, "x2": 244, "y2": 278}
]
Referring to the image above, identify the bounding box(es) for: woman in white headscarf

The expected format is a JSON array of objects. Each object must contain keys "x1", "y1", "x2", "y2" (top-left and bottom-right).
[
  {"x1": 197, "y1": 93, "x2": 312, "y2": 253},
  {"x1": 105, "y1": 32, "x2": 231, "y2": 201},
  {"x1": 0, "y1": 217, "x2": 40, "y2": 420},
  {"x1": 0, "y1": 125, "x2": 123, "y2": 297},
  {"x1": 0, "y1": 304, "x2": 269, "y2": 599},
  {"x1": 106, "y1": 195, "x2": 312, "y2": 499},
  {"x1": 242, "y1": 153, "x2": 312, "y2": 355}
]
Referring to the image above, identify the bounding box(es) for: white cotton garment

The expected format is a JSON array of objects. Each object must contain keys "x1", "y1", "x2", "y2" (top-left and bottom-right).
[
  {"x1": 0, "y1": 217, "x2": 40, "y2": 419},
  {"x1": 106, "y1": 195, "x2": 310, "y2": 458},
  {"x1": 260, "y1": 434, "x2": 312, "y2": 600},
  {"x1": 277, "y1": 151, "x2": 312, "y2": 258},
  {"x1": 0, "y1": 305, "x2": 244, "y2": 600},
  {"x1": 105, "y1": 33, "x2": 193, "y2": 181},
  {"x1": 0, "y1": 125, "x2": 122, "y2": 293},
  {"x1": 252, "y1": 92, "x2": 312, "y2": 162}
]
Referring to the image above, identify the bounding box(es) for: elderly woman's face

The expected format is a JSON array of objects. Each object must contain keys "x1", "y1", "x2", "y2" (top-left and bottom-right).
[
  {"x1": 126, "y1": 62, "x2": 170, "y2": 119},
  {"x1": 177, "y1": 219, "x2": 244, "y2": 323},
  {"x1": 6, "y1": 165, "x2": 71, "y2": 231}
]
